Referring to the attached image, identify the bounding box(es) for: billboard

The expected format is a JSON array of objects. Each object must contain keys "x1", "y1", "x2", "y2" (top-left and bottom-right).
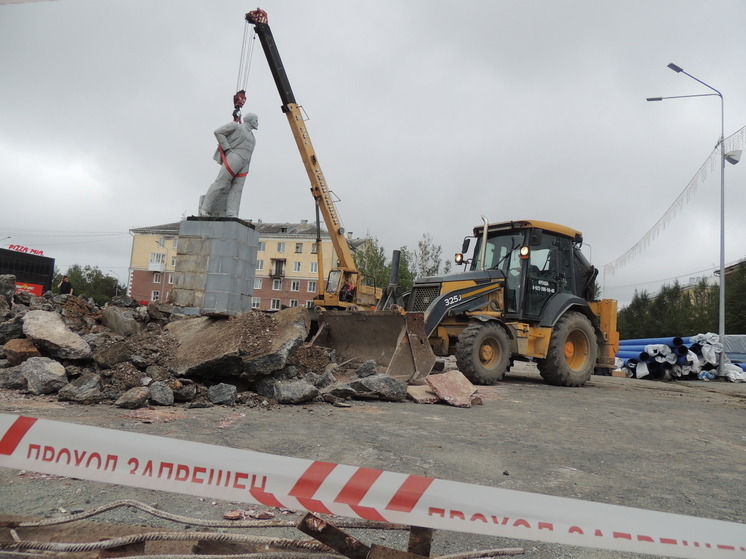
[{"x1": 0, "y1": 247, "x2": 55, "y2": 295}]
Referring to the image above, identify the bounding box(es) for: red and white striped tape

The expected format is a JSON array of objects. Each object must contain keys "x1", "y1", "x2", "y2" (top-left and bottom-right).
[{"x1": 0, "y1": 414, "x2": 743, "y2": 558}]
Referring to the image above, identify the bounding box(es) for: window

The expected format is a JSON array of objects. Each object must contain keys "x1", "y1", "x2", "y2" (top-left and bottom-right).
[
  {"x1": 167, "y1": 273, "x2": 174, "y2": 285},
  {"x1": 258, "y1": 241, "x2": 266, "y2": 252},
  {"x1": 151, "y1": 290, "x2": 160, "y2": 302},
  {"x1": 306, "y1": 300, "x2": 315, "y2": 308},
  {"x1": 272, "y1": 279, "x2": 282, "y2": 291},
  {"x1": 307, "y1": 280, "x2": 317, "y2": 292},
  {"x1": 157, "y1": 237, "x2": 166, "y2": 248},
  {"x1": 295, "y1": 243, "x2": 303, "y2": 253},
  {"x1": 270, "y1": 298, "x2": 281, "y2": 310},
  {"x1": 172, "y1": 238, "x2": 178, "y2": 249},
  {"x1": 153, "y1": 272, "x2": 161, "y2": 283},
  {"x1": 293, "y1": 261, "x2": 302, "y2": 273},
  {"x1": 311, "y1": 244, "x2": 318, "y2": 254},
  {"x1": 289, "y1": 299, "x2": 298, "y2": 307},
  {"x1": 171, "y1": 256, "x2": 177, "y2": 267},
  {"x1": 150, "y1": 252, "x2": 166, "y2": 263},
  {"x1": 254, "y1": 278, "x2": 262, "y2": 289},
  {"x1": 251, "y1": 297, "x2": 261, "y2": 309},
  {"x1": 277, "y1": 242, "x2": 285, "y2": 253},
  {"x1": 291, "y1": 280, "x2": 300, "y2": 292},
  {"x1": 310, "y1": 262, "x2": 318, "y2": 273},
  {"x1": 256, "y1": 260, "x2": 264, "y2": 270}
]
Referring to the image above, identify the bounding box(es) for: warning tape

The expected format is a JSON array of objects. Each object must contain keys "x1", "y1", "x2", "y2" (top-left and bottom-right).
[{"x1": 0, "y1": 414, "x2": 743, "y2": 558}]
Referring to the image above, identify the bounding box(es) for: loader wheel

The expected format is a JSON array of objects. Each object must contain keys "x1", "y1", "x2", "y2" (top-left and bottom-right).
[
  {"x1": 456, "y1": 322, "x2": 511, "y2": 385},
  {"x1": 537, "y1": 311, "x2": 597, "y2": 387}
]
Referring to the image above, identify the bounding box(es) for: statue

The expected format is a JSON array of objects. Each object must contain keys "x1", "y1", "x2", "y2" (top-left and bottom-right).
[{"x1": 199, "y1": 111, "x2": 258, "y2": 218}]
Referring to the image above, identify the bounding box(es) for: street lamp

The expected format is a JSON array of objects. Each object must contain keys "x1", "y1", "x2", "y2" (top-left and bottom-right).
[
  {"x1": 647, "y1": 62, "x2": 742, "y2": 372},
  {"x1": 108, "y1": 270, "x2": 120, "y2": 297}
]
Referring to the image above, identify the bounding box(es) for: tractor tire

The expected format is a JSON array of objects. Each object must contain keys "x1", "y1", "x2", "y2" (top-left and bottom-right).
[
  {"x1": 537, "y1": 311, "x2": 597, "y2": 387},
  {"x1": 455, "y1": 321, "x2": 511, "y2": 385}
]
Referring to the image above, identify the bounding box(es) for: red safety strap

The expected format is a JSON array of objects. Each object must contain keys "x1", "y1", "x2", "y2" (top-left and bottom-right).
[{"x1": 218, "y1": 146, "x2": 248, "y2": 178}]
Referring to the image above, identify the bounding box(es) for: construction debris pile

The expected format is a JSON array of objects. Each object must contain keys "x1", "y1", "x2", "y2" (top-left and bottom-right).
[
  {"x1": 616, "y1": 334, "x2": 746, "y2": 382},
  {"x1": 0, "y1": 275, "x2": 479, "y2": 409}
]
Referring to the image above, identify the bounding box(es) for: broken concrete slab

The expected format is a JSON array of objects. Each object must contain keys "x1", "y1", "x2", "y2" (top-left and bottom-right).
[
  {"x1": 102, "y1": 306, "x2": 142, "y2": 337},
  {"x1": 2, "y1": 338, "x2": 41, "y2": 365},
  {"x1": 22, "y1": 310, "x2": 92, "y2": 360},
  {"x1": 115, "y1": 386, "x2": 150, "y2": 409},
  {"x1": 0, "y1": 366, "x2": 27, "y2": 390},
  {"x1": 255, "y1": 377, "x2": 318, "y2": 404},
  {"x1": 207, "y1": 383, "x2": 238, "y2": 405},
  {"x1": 165, "y1": 309, "x2": 287, "y2": 378},
  {"x1": 406, "y1": 384, "x2": 440, "y2": 404},
  {"x1": 21, "y1": 356, "x2": 68, "y2": 395},
  {"x1": 242, "y1": 307, "x2": 310, "y2": 380},
  {"x1": 149, "y1": 381, "x2": 175, "y2": 406},
  {"x1": 58, "y1": 373, "x2": 107, "y2": 404},
  {"x1": 341, "y1": 374, "x2": 407, "y2": 402},
  {"x1": 425, "y1": 370, "x2": 477, "y2": 408}
]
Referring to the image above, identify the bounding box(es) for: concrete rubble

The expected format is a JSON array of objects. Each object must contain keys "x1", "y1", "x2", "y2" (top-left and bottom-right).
[{"x1": 0, "y1": 274, "x2": 478, "y2": 409}]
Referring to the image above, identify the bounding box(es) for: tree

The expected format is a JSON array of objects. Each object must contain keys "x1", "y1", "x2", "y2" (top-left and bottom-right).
[
  {"x1": 396, "y1": 246, "x2": 416, "y2": 291},
  {"x1": 353, "y1": 236, "x2": 389, "y2": 289},
  {"x1": 617, "y1": 289, "x2": 652, "y2": 340},
  {"x1": 725, "y1": 262, "x2": 746, "y2": 334},
  {"x1": 54, "y1": 265, "x2": 122, "y2": 306},
  {"x1": 412, "y1": 233, "x2": 451, "y2": 279}
]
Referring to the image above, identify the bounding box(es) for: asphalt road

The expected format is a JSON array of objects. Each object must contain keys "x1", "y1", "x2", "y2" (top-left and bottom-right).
[{"x1": 0, "y1": 362, "x2": 744, "y2": 558}]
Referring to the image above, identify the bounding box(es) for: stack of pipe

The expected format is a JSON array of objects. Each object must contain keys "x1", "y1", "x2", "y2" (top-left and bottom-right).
[
  {"x1": 616, "y1": 335, "x2": 712, "y2": 380},
  {"x1": 617, "y1": 334, "x2": 746, "y2": 381}
]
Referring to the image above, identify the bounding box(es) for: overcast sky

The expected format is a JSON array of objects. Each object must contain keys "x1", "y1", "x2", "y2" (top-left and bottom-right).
[{"x1": 2, "y1": 0, "x2": 745, "y2": 307}]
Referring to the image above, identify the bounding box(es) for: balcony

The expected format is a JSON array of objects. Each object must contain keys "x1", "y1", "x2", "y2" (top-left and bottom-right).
[
  {"x1": 148, "y1": 262, "x2": 165, "y2": 272},
  {"x1": 269, "y1": 258, "x2": 285, "y2": 279}
]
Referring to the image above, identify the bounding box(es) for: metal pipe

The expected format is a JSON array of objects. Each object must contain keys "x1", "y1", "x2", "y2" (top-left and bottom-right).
[{"x1": 479, "y1": 215, "x2": 489, "y2": 271}]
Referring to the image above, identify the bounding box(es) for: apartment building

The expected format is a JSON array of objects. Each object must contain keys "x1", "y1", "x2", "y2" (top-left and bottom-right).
[{"x1": 128, "y1": 220, "x2": 336, "y2": 309}]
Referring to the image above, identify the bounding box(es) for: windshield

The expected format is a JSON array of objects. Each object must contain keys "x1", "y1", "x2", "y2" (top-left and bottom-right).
[{"x1": 470, "y1": 233, "x2": 524, "y2": 274}]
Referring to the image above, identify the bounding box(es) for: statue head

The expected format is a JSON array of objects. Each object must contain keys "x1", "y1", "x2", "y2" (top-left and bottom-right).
[{"x1": 244, "y1": 113, "x2": 259, "y2": 130}]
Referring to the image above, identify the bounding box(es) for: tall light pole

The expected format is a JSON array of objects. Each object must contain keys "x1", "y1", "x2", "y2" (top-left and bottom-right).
[
  {"x1": 647, "y1": 62, "x2": 741, "y2": 371},
  {"x1": 108, "y1": 270, "x2": 120, "y2": 297}
]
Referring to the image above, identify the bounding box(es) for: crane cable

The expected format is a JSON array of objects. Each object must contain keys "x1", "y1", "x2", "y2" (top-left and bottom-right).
[{"x1": 232, "y1": 19, "x2": 257, "y2": 122}]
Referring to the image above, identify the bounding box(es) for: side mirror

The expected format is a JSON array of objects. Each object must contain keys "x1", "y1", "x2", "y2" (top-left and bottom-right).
[{"x1": 461, "y1": 238, "x2": 471, "y2": 253}]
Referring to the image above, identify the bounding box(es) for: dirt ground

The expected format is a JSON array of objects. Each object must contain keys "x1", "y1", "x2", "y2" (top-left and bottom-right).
[{"x1": 0, "y1": 362, "x2": 744, "y2": 558}]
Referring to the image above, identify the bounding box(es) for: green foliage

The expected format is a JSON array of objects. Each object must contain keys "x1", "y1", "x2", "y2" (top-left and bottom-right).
[
  {"x1": 617, "y1": 290, "x2": 652, "y2": 340},
  {"x1": 353, "y1": 236, "x2": 389, "y2": 289},
  {"x1": 725, "y1": 262, "x2": 746, "y2": 333},
  {"x1": 396, "y1": 246, "x2": 416, "y2": 291},
  {"x1": 617, "y1": 276, "x2": 723, "y2": 339},
  {"x1": 353, "y1": 233, "x2": 452, "y2": 292},
  {"x1": 54, "y1": 265, "x2": 123, "y2": 306}
]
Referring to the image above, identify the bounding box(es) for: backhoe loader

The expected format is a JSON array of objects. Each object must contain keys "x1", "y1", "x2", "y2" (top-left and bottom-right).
[{"x1": 321, "y1": 219, "x2": 619, "y2": 387}]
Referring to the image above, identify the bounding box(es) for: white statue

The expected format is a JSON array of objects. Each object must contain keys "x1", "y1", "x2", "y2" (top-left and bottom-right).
[{"x1": 199, "y1": 112, "x2": 258, "y2": 218}]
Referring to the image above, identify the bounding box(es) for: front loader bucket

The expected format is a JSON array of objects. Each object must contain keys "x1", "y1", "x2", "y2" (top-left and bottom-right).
[{"x1": 315, "y1": 310, "x2": 436, "y2": 384}]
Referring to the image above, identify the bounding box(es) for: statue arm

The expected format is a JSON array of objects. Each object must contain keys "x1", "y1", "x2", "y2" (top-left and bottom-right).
[{"x1": 214, "y1": 122, "x2": 238, "y2": 152}]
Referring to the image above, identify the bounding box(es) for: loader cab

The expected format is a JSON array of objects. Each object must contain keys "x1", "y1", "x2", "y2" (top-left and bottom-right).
[{"x1": 469, "y1": 223, "x2": 579, "y2": 320}]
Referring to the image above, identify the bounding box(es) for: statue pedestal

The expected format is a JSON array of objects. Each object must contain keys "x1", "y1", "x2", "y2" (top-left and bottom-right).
[{"x1": 170, "y1": 217, "x2": 257, "y2": 315}]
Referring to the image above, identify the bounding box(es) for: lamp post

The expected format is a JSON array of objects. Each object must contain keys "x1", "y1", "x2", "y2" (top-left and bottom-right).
[
  {"x1": 108, "y1": 270, "x2": 120, "y2": 297},
  {"x1": 647, "y1": 62, "x2": 741, "y2": 371}
]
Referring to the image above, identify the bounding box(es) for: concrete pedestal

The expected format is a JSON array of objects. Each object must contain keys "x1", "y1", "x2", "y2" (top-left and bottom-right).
[{"x1": 170, "y1": 217, "x2": 257, "y2": 315}]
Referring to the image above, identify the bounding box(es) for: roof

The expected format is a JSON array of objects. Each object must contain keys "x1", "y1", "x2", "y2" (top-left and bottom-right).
[
  {"x1": 129, "y1": 222, "x2": 180, "y2": 235},
  {"x1": 129, "y1": 220, "x2": 330, "y2": 238},
  {"x1": 475, "y1": 219, "x2": 583, "y2": 241}
]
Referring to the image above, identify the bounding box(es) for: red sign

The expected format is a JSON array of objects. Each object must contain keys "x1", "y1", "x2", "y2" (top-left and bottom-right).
[
  {"x1": 16, "y1": 283, "x2": 43, "y2": 296},
  {"x1": 8, "y1": 245, "x2": 45, "y2": 256}
]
